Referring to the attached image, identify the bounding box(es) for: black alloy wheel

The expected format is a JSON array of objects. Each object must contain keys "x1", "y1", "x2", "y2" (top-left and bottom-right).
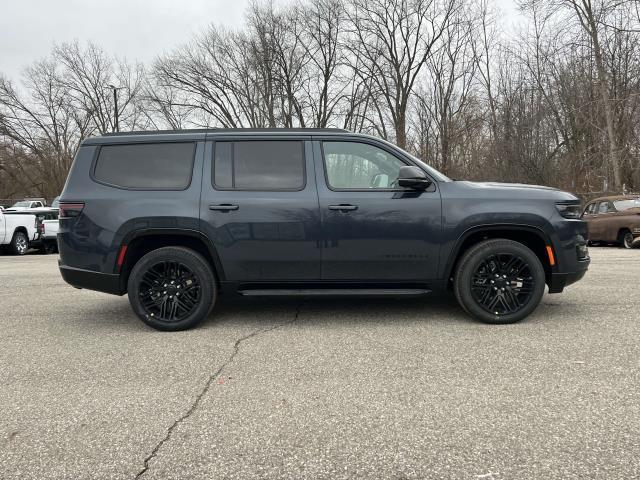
[
  {"x1": 454, "y1": 239, "x2": 546, "y2": 324},
  {"x1": 139, "y1": 260, "x2": 202, "y2": 322},
  {"x1": 128, "y1": 247, "x2": 217, "y2": 331},
  {"x1": 470, "y1": 254, "x2": 535, "y2": 315}
]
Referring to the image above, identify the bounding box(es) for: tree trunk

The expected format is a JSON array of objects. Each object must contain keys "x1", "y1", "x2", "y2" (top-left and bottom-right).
[{"x1": 395, "y1": 113, "x2": 407, "y2": 149}]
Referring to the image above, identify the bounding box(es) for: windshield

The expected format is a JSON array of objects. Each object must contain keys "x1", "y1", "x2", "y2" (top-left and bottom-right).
[
  {"x1": 613, "y1": 198, "x2": 640, "y2": 211},
  {"x1": 362, "y1": 134, "x2": 452, "y2": 182},
  {"x1": 407, "y1": 154, "x2": 452, "y2": 182},
  {"x1": 11, "y1": 201, "x2": 30, "y2": 207},
  {"x1": 51, "y1": 197, "x2": 60, "y2": 208}
]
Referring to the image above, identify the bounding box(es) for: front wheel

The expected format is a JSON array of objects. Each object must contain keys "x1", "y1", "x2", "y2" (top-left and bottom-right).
[
  {"x1": 454, "y1": 239, "x2": 546, "y2": 324},
  {"x1": 127, "y1": 247, "x2": 217, "y2": 331}
]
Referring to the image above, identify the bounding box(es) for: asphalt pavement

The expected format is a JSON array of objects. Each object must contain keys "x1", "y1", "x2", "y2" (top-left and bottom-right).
[{"x1": 0, "y1": 248, "x2": 638, "y2": 479}]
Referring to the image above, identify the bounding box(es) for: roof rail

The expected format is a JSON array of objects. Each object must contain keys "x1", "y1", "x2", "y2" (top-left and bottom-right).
[{"x1": 100, "y1": 127, "x2": 350, "y2": 137}]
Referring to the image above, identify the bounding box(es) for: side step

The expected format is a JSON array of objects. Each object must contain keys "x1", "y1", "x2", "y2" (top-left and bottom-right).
[{"x1": 239, "y1": 288, "x2": 431, "y2": 296}]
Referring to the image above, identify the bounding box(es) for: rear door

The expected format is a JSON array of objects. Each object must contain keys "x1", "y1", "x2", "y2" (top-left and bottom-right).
[
  {"x1": 313, "y1": 138, "x2": 442, "y2": 282},
  {"x1": 200, "y1": 136, "x2": 321, "y2": 282}
]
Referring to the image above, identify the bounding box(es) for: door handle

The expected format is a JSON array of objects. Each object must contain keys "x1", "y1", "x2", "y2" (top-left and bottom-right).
[
  {"x1": 328, "y1": 204, "x2": 358, "y2": 211},
  {"x1": 209, "y1": 204, "x2": 239, "y2": 211}
]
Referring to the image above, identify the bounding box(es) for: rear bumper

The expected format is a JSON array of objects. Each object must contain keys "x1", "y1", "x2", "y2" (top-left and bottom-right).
[{"x1": 59, "y1": 263, "x2": 123, "y2": 295}]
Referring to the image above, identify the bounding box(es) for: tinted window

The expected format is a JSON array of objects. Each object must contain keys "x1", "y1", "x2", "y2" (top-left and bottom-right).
[
  {"x1": 94, "y1": 143, "x2": 195, "y2": 189},
  {"x1": 213, "y1": 141, "x2": 305, "y2": 190},
  {"x1": 323, "y1": 141, "x2": 407, "y2": 189}
]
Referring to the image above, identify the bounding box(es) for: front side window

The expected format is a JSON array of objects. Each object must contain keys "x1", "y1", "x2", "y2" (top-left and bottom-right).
[
  {"x1": 598, "y1": 202, "x2": 611, "y2": 214},
  {"x1": 93, "y1": 142, "x2": 196, "y2": 189},
  {"x1": 322, "y1": 141, "x2": 407, "y2": 190},
  {"x1": 213, "y1": 141, "x2": 305, "y2": 190}
]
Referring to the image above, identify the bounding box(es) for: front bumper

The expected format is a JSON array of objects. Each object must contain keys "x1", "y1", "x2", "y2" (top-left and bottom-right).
[
  {"x1": 59, "y1": 263, "x2": 123, "y2": 295},
  {"x1": 548, "y1": 262, "x2": 589, "y2": 293}
]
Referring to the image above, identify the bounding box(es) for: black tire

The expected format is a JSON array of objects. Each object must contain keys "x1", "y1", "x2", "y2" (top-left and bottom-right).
[
  {"x1": 454, "y1": 239, "x2": 546, "y2": 324},
  {"x1": 10, "y1": 231, "x2": 29, "y2": 255},
  {"x1": 45, "y1": 241, "x2": 58, "y2": 254},
  {"x1": 619, "y1": 230, "x2": 633, "y2": 249},
  {"x1": 127, "y1": 246, "x2": 217, "y2": 331}
]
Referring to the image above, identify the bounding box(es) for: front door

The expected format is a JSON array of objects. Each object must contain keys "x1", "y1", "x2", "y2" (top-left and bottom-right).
[
  {"x1": 200, "y1": 137, "x2": 321, "y2": 282},
  {"x1": 313, "y1": 139, "x2": 442, "y2": 282},
  {"x1": 589, "y1": 201, "x2": 612, "y2": 241}
]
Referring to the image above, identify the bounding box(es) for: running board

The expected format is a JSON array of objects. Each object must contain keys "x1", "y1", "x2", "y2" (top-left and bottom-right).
[{"x1": 239, "y1": 288, "x2": 431, "y2": 296}]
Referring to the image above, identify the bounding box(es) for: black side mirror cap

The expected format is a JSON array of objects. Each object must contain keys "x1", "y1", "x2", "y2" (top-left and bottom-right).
[{"x1": 397, "y1": 166, "x2": 432, "y2": 190}]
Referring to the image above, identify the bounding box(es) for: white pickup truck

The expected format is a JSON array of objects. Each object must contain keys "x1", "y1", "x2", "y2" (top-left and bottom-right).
[
  {"x1": 31, "y1": 208, "x2": 60, "y2": 254},
  {"x1": 0, "y1": 210, "x2": 39, "y2": 255},
  {"x1": 5, "y1": 199, "x2": 46, "y2": 212}
]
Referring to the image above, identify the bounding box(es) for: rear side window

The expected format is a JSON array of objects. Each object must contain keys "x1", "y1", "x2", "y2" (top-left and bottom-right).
[
  {"x1": 93, "y1": 142, "x2": 196, "y2": 189},
  {"x1": 213, "y1": 141, "x2": 305, "y2": 190}
]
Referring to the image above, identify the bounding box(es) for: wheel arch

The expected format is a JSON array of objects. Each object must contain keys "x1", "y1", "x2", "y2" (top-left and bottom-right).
[
  {"x1": 118, "y1": 229, "x2": 225, "y2": 292},
  {"x1": 12, "y1": 226, "x2": 28, "y2": 238},
  {"x1": 444, "y1": 225, "x2": 554, "y2": 289},
  {"x1": 618, "y1": 227, "x2": 633, "y2": 247}
]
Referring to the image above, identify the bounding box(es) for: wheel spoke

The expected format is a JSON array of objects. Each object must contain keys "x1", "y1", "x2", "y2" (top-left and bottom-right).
[
  {"x1": 470, "y1": 252, "x2": 535, "y2": 316},
  {"x1": 502, "y1": 289, "x2": 519, "y2": 313},
  {"x1": 137, "y1": 260, "x2": 201, "y2": 323}
]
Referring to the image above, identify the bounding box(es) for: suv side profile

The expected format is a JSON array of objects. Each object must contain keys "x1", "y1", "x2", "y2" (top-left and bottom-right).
[{"x1": 58, "y1": 129, "x2": 590, "y2": 331}]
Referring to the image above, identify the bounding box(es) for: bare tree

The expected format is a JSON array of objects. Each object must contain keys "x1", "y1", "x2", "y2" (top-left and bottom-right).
[
  {"x1": 346, "y1": 0, "x2": 459, "y2": 148},
  {"x1": 423, "y1": 2, "x2": 478, "y2": 174},
  {"x1": 55, "y1": 41, "x2": 146, "y2": 134},
  {"x1": 0, "y1": 62, "x2": 90, "y2": 197},
  {"x1": 3, "y1": 0, "x2": 640, "y2": 198}
]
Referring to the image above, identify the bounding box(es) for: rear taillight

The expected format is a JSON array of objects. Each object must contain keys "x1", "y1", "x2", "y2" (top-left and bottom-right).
[
  {"x1": 40, "y1": 222, "x2": 45, "y2": 235},
  {"x1": 59, "y1": 202, "x2": 85, "y2": 218}
]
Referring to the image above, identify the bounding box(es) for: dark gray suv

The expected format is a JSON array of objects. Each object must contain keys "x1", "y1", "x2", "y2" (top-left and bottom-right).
[{"x1": 58, "y1": 129, "x2": 589, "y2": 330}]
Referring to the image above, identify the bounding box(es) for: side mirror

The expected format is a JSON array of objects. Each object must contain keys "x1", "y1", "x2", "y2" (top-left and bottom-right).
[{"x1": 397, "y1": 166, "x2": 432, "y2": 190}]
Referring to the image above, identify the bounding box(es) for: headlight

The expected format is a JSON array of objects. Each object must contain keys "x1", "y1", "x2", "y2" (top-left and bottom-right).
[{"x1": 556, "y1": 202, "x2": 582, "y2": 219}]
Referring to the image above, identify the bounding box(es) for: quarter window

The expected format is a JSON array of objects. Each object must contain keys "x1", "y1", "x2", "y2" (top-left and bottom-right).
[
  {"x1": 93, "y1": 143, "x2": 195, "y2": 189},
  {"x1": 322, "y1": 141, "x2": 407, "y2": 190},
  {"x1": 213, "y1": 141, "x2": 305, "y2": 190}
]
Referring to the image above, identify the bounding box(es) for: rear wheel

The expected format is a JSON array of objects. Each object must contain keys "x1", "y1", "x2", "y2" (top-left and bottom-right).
[
  {"x1": 454, "y1": 239, "x2": 546, "y2": 324},
  {"x1": 45, "y1": 242, "x2": 58, "y2": 254},
  {"x1": 619, "y1": 230, "x2": 633, "y2": 249},
  {"x1": 10, "y1": 231, "x2": 29, "y2": 255},
  {"x1": 127, "y1": 247, "x2": 217, "y2": 331}
]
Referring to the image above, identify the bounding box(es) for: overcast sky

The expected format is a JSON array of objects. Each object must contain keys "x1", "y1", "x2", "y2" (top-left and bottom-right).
[{"x1": 0, "y1": 0, "x2": 521, "y2": 82}]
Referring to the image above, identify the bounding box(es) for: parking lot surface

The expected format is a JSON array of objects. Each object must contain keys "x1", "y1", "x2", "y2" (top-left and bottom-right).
[{"x1": 0, "y1": 248, "x2": 639, "y2": 479}]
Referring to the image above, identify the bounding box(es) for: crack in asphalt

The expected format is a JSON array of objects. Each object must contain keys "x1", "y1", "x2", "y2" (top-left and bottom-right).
[{"x1": 134, "y1": 302, "x2": 304, "y2": 479}]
